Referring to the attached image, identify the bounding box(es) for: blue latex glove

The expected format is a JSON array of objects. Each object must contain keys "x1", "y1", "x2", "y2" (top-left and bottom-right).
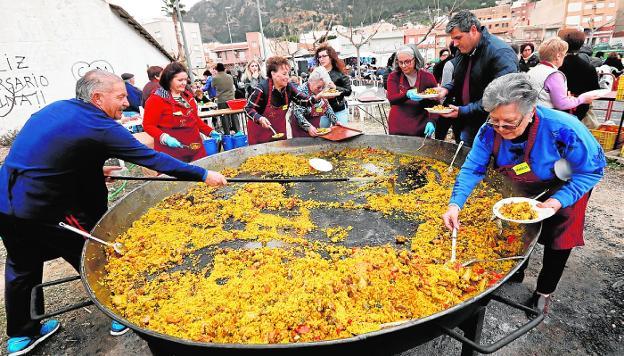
[
  {"x1": 161, "y1": 133, "x2": 183, "y2": 148},
  {"x1": 210, "y1": 130, "x2": 222, "y2": 141},
  {"x1": 406, "y1": 89, "x2": 422, "y2": 101},
  {"x1": 234, "y1": 131, "x2": 245, "y2": 137},
  {"x1": 424, "y1": 122, "x2": 435, "y2": 137}
]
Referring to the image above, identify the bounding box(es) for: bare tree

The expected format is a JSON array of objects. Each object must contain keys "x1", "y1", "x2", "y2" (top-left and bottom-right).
[
  {"x1": 416, "y1": 0, "x2": 467, "y2": 46},
  {"x1": 335, "y1": 1, "x2": 384, "y2": 78},
  {"x1": 310, "y1": 16, "x2": 335, "y2": 50},
  {"x1": 161, "y1": 0, "x2": 186, "y2": 62}
]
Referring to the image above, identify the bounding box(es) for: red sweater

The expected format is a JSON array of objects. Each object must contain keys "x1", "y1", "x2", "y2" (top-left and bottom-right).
[{"x1": 143, "y1": 89, "x2": 213, "y2": 141}]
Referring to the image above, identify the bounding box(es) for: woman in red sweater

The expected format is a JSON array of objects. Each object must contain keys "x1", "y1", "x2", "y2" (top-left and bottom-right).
[
  {"x1": 143, "y1": 62, "x2": 213, "y2": 162},
  {"x1": 386, "y1": 45, "x2": 438, "y2": 137}
]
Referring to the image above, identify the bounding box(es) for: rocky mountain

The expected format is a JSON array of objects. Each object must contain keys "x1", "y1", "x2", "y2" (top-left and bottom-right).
[{"x1": 184, "y1": 0, "x2": 496, "y2": 43}]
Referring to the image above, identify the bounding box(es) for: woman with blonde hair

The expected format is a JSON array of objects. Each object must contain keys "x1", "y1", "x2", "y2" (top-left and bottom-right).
[
  {"x1": 241, "y1": 59, "x2": 265, "y2": 98},
  {"x1": 527, "y1": 37, "x2": 599, "y2": 112}
]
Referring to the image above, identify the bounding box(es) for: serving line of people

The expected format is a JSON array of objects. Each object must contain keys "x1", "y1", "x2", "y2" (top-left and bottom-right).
[{"x1": 0, "y1": 69, "x2": 228, "y2": 356}]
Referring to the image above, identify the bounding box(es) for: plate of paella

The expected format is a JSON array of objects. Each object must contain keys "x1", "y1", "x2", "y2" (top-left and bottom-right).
[{"x1": 493, "y1": 197, "x2": 555, "y2": 224}]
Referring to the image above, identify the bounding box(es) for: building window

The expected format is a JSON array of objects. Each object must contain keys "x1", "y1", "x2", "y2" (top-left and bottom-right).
[
  {"x1": 567, "y1": 2, "x2": 582, "y2": 11},
  {"x1": 595, "y1": 16, "x2": 603, "y2": 22},
  {"x1": 566, "y1": 15, "x2": 581, "y2": 25},
  {"x1": 596, "y1": 3, "x2": 605, "y2": 8},
  {"x1": 240, "y1": 52, "x2": 246, "y2": 60},
  {"x1": 608, "y1": 2, "x2": 615, "y2": 7}
]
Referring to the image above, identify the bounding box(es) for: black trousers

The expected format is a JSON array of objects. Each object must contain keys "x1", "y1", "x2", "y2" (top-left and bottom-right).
[
  {"x1": 217, "y1": 102, "x2": 241, "y2": 134},
  {"x1": 515, "y1": 245, "x2": 572, "y2": 295},
  {"x1": 434, "y1": 117, "x2": 462, "y2": 143},
  {"x1": 0, "y1": 213, "x2": 89, "y2": 337}
]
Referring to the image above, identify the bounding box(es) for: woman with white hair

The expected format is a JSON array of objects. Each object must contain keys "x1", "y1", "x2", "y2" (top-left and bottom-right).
[
  {"x1": 290, "y1": 66, "x2": 337, "y2": 137},
  {"x1": 386, "y1": 45, "x2": 438, "y2": 137},
  {"x1": 443, "y1": 73, "x2": 605, "y2": 315}
]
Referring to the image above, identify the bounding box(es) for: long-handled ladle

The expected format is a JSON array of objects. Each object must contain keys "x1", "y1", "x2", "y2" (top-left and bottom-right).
[{"x1": 59, "y1": 222, "x2": 126, "y2": 255}]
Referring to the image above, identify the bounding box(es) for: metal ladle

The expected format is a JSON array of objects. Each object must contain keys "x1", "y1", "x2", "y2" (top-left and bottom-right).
[
  {"x1": 461, "y1": 255, "x2": 525, "y2": 267},
  {"x1": 59, "y1": 222, "x2": 126, "y2": 255},
  {"x1": 267, "y1": 125, "x2": 284, "y2": 139},
  {"x1": 447, "y1": 141, "x2": 464, "y2": 173}
]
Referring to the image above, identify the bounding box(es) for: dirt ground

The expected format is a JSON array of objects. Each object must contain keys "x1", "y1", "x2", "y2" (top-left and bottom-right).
[{"x1": 0, "y1": 105, "x2": 623, "y2": 355}]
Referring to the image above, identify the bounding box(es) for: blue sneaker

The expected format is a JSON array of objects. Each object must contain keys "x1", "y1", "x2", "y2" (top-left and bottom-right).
[
  {"x1": 110, "y1": 320, "x2": 129, "y2": 336},
  {"x1": 7, "y1": 319, "x2": 60, "y2": 356}
]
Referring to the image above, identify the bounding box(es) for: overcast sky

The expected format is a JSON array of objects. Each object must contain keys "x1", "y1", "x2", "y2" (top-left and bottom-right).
[{"x1": 108, "y1": 0, "x2": 202, "y2": 22}]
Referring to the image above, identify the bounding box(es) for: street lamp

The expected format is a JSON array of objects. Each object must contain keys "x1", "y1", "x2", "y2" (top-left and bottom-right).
[
  {"x1": 256, "y1": 0, "x2": 267, "y2": 60},
  {"x1": 225, "y1": 6, "x2": 233, "y2": 44}
]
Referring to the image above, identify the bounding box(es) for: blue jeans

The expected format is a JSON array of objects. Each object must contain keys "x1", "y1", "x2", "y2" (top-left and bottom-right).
[{"x1": 332, "y1": 109, "x2": 349, "y2": 125}]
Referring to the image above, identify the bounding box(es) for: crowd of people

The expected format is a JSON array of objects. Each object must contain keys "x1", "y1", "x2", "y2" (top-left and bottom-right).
[{"x1": 0, "y1": 8, "x2": 614, "y2": 356}]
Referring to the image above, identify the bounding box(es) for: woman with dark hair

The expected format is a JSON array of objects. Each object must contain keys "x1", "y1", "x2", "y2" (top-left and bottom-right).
[
  {"x1": 519, "y1": 43, "x2": 539, "y2": 72},
  {"x1": 557, "y1": 29, "x2": 601, "y2": 120},
  {"x1": 386, "y1": 45, "x2": 438, "y2": 137},
  {"x1": 604, "y1": 52, "x2": 624, "y2": 71},
  {"x1": 143, "y1": 62, "x2": 216, "y2": 162},
  {"x1": 432, "y1": 48, "x2": 451, "y2": 83},
  {"x1": 314, "y1": 44, "x2": 352, "y2": 124},
  {"x1": 244, "y1": 56, "x2": 318, "y2": 145}
]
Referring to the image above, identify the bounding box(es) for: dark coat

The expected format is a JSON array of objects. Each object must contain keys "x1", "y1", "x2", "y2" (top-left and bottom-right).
[
  {"x1": 442, "y1": 27, "x2": 518, "y2": 129},
  {"x1": 327, "y1": 68, "x2": 352, "y2": 112},
  {"x1": 518, "y1": 53, "x2": 539, "y2": 72},
  {"x1": 559, "y1": 53, "x2": 601, "y2": 120}
]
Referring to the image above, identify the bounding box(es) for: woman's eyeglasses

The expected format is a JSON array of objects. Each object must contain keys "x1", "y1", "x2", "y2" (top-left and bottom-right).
[
  {"x1": 485, "y1": 115, "x2": 525, "y2": 131},
  {"x1": 398, "y1": 58, "x2": 414, "y2": 67},
  {"x1": 317, "y1": 54, "x2": 329, "y2": 59}
]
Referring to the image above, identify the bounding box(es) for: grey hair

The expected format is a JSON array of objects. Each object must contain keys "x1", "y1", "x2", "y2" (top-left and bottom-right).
[
  {"x1": 393, "y1": 45, "x2": 425, "y2": 72},
  {"x1": 446, "y1": 10, "x2": 481, "y2": 33},
  {"x1": 308, "y1": 66, "x2": 330, "y2": 84},
  {"x1": 482, "y1": 73, "x2": 539, "y2": 116},
  {"x1": 75, "y1": 69, "x2": 121, "y2": 103}
]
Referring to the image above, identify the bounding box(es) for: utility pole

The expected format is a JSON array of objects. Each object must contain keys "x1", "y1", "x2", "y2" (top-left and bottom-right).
[
  {"x1": 225, "y1": 6, "x2": 233, "y2": 44},
  {"x1": 176, "y1": 0, "x2": 194, "y2": 82},
  {"x1": 256, "y1": 0, "x2": 267, "y2": 60}
]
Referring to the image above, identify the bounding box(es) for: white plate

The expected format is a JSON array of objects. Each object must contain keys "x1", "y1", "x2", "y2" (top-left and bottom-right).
[
  {"x1": 309, "y1": 158, "x2": 333, "y2": 172},
  {"x1": 415, "y1": 93, "x2": 439, "y2": 99},
  {"x1": 425, "y1": 107, "x2": 453, "y2": 114},
  {"x1": 319, "y1": 91, "x2": 341, "y2": 98},
  {"x1": 493, "y1": 197, "x2": 555, "y2": 224},
  {"x1": 584, "y1": 89, "x2": 611, "y2": 97}
]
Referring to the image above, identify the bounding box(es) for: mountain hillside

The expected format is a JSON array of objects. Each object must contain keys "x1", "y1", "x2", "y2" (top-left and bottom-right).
[{"x1": 184, "y1": 0, "x2": 496, "y2": 43}]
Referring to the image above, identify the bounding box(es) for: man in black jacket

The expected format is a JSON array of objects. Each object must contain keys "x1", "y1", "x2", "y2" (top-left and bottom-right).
[{"x1": 435, "y1": 10, "x2": 518, "y2": 146}]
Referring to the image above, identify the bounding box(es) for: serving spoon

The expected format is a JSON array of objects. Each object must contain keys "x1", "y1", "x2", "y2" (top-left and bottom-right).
[
  {"x1": 447, "y1": 141, "x2": 464, "y2": 173},
  {"x1": 59, "y1": 222, "x2": 126, "y2": 255},
  {"x1": 461, "y1": 255, "x2": 524, "y2": 267}
]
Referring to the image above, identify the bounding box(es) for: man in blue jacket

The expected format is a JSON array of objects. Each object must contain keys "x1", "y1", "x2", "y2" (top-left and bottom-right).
[
  {"x1": 0, "y1": 69, "x2": 227, "y2": 356},
  {"x1": 436, "y1": 10, "x2": 518, "y2": 146}
]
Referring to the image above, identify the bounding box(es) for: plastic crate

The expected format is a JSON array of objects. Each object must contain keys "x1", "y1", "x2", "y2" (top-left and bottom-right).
[{"x1": 590, "y1": 125, "x2": 624, "y2": 151}]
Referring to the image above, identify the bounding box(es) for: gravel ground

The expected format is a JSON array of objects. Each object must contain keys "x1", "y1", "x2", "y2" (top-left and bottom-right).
[{"x1": 0, "y1": 98, "x2": 622, "y2": 355}]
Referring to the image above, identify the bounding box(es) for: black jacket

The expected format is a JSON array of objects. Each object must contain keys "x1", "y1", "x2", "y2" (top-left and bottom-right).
[
  {"x1": 559, "y1": 53, "x2": 600, "y2": 120},
  {"x1": 443, "y1": 27, "x2": 518, "y2": 128},
  {"x1": 328, "y1": 68, "x2": 352, "y2": 112},
  {"x1": 518, "y1": 53, "x2": 539, "y2": 72}
]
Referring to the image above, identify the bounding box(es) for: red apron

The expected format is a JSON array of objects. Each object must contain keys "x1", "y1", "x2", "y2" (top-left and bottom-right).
[
  {"x1": 247, "y1": 79, "x2": 288, "y2": 145},
  {"x1": 290, "y1": 91, "x2": 329, "y2": 138},
  {"x1": 493, "y1": 113, "x2": 589, "y2": 250},
  {"x1": 388, "y1": 71, "x2": 431, "y2": 136}
]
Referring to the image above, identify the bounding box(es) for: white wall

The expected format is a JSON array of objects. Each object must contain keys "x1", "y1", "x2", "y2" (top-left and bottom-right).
[
  {"x1": 143, "y1": 20, "x2": 206, "y2": 70},
  {"x1": 0, "y1": 0, "x2": 171, "y2": 133}
]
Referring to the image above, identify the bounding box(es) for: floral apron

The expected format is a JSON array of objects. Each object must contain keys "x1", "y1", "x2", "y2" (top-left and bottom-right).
[{"x1": 290, "y1": 97, "x2": 329, "y2": 138}]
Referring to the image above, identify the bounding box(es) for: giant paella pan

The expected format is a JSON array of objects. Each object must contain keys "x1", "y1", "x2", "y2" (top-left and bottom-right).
[{"x1": 35, "y1": 135, "x2": 543, "y2": 355}]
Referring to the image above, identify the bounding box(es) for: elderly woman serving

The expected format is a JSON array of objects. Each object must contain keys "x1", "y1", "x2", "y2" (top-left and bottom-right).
[
  {"x1": 290, "y1": 66, "x2": 337, "y2": 137},
  {"x1": 442, "y1": 73, "x2": 605, "y2": 314}
]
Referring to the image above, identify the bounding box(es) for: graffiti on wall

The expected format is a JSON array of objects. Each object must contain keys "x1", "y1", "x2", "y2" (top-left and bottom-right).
[
  {"x1": 71, "y1": 60, "x2": 115, "y2": 79},
  {"x1": 0, "y1": 54, "x2": 51, "y2": 118}
]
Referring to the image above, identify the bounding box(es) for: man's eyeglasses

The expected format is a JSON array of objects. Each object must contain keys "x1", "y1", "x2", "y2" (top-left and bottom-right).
[
  {"x1": 485, "y1": 115, "x2": 525, "y2": 131},
  {"x1": 398, "y1": 58, "x2": 414, "y2": 67},
  {"x1": 317, "y1": 54, "x2": 329, "y2": 59}
]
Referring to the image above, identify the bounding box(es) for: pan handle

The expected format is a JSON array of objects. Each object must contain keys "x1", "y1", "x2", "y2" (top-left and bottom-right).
[
  {"x1": 439, "y1": 294, "x2": 544, "y2": 354},
  {"x1": 30, "y1": 275, "x2": 94, "y2": 321}
]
